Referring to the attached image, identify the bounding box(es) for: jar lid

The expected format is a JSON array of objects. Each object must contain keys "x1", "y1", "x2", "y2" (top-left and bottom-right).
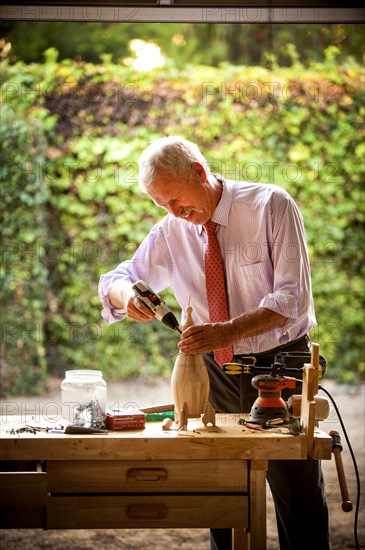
[{"x1": 65, "y1": 369, "x2": 103, "y2": 377}]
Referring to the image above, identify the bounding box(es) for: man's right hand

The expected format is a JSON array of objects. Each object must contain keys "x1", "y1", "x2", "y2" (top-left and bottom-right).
[
  {"x1": 108, "y1": 280, "x2": 155, "y2": 323},
  {"x1": 126, "y1": 294, "x2": 156, "y2": 322}
]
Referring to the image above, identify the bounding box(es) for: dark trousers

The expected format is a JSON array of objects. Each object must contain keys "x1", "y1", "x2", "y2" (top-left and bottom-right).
[{"x1": 203, "y1": 337, "x2": 330, "y2": 550}]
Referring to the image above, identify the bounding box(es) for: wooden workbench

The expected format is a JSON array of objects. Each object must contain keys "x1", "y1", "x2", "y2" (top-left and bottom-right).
[{"x1": 0, "y1": 414, "x2": 332, "y2": 550}]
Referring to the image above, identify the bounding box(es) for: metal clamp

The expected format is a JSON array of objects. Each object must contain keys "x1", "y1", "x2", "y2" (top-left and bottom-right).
[{"x1": 223, "y1": 356, "x2": 257, "y2": 375}]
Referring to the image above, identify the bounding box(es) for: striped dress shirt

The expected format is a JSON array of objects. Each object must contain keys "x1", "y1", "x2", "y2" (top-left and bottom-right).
[{"x1": 98, "y1": 176, "x2": 316, "y2": 354}]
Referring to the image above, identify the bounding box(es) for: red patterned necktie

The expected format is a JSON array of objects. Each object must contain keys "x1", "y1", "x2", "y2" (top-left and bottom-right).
[{"x1": 203, "y1": 220, "x2": 233, "y2": 367}]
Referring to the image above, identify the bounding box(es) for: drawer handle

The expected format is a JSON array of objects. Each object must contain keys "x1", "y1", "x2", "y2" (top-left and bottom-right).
[
  {"x1": 126, "y1": 503, "x2": 168, "y2": 520},
  {"x1": 127, "y1": 468, "x2": 168, "y2": 482}
]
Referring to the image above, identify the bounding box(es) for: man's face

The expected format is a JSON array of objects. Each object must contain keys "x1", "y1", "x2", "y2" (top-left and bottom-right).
[{"x1": 146, "y1": 165, "x2": 213, "y2": 225}]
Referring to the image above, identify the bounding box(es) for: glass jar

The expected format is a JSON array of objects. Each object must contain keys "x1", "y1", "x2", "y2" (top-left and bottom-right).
[{"x1": 61, "y1": 370, "x2": 107, "y2": 428}]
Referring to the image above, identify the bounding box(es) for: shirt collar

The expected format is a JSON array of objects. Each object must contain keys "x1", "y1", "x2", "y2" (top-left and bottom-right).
[{"x1": 198, "y1": 174, "x2": 233, "y2": 234}]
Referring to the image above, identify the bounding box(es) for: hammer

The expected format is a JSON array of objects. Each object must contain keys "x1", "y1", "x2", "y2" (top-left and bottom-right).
[{"x1": 329, "y1": 430, "x2": 353, "y2": 512}]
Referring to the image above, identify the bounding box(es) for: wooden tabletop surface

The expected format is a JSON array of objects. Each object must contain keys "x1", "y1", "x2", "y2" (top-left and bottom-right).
[{"x1": 0, "y1": 415, "x2": 332, "y2": 461}]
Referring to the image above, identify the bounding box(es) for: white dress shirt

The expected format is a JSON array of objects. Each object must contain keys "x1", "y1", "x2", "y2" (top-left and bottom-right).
[{"x1": 98, "y1": 177, "x2": 316, "y2": 354}]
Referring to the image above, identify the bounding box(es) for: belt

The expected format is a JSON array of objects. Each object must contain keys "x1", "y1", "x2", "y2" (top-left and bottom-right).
[{"x1": 233, "y1": 334, "x2": 310, "y2": 365}]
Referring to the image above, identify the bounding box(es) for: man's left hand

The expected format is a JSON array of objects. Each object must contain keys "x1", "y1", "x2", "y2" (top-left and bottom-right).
[{"x1": 178, "y1": 322, "x2": 233, "y2": 354}]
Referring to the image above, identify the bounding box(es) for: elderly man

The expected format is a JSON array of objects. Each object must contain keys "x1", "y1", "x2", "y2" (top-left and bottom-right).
[{"x1": 98, "y1": 136, "x2": 330, "y2": 550}]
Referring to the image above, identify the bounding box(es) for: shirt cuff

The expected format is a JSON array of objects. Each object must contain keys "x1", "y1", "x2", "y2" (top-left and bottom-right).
[
  {"x1": 258, "y1": 292, "x2": 302, "y2": 343},
  {"x1": 100, "y1": 295, "x2": 125, "y2": 324},
  {"x1": 259, "y1": 291, "x2": 299, "y2": 320}
]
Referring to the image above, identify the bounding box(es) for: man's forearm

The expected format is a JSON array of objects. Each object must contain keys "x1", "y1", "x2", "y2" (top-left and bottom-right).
[
  {"x1": 178, "y1": 306, "x2": 288, "y2": 355},
  {"x1": 228, "y1": 308, "x2": 288, "y2": 343}
]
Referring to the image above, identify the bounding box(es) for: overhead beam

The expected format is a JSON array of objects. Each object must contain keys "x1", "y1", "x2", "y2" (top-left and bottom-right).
[
  {"x1": 0, "y1": 5, "x2": 364, "y2": 22},
  {"x1": 0, "y1": 0, "x2": 362, "y2": 5}
]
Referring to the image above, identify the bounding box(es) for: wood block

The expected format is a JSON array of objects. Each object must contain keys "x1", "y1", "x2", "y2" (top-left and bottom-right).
[
  {"x1": 311, "y1": 342, "x2": 320, "y2": 394},
  {"x1": 202, "y1": 402, "x2": 216, "y2": 426},
  {"x1": 300, "y1": 364, "x2": 316, "y2": 454}
]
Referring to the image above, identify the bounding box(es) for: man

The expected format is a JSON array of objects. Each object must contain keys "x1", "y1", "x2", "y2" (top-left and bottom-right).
[{"x1": 98, "y1": 136, "x2": 330, "y2": 550}]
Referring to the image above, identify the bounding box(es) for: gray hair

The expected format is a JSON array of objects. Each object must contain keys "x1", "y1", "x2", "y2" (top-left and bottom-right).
[{"x1": 138, "y1": 136, "x2": 209, "y2": 192}]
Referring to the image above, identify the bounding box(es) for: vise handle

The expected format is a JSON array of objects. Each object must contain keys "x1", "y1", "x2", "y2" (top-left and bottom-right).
[{"x1": 329, "y1": 430, "x2": 353, "y2": 512}]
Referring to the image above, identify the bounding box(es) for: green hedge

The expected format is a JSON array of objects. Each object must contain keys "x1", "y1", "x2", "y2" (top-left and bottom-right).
[{"x1": 1, "y1": 47, "x2": 364, "y2": 395}]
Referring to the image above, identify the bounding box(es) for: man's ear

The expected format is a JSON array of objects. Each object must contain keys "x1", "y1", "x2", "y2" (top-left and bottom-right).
[{"x1": 191, "y1": 161, "x2": 206, "y2": 183}]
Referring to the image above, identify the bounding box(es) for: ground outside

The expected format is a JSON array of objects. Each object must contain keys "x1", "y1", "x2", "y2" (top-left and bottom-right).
[{"x1": 0, "y1": 377, "x2": 363, "y2": 550}]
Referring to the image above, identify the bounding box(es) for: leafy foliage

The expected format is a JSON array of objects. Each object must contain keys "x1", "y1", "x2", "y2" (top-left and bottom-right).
[
  {"x1": 1, "y1": 48, "x2": 364, "y2": 395},
  {"x1": 1, "y1": 77, "x2": 57, "y2": 394},
  {"x1": 1, "y1": 22, "x2": 363, "y2": 69}
]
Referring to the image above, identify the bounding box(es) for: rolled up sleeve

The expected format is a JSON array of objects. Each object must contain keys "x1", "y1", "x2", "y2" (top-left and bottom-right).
[
  {"x1": 98, "y1": 222, "x2": 172, "y2": 324},
  {"x1": 258, "y1": 192, "x2": 316, "y2": 342}
]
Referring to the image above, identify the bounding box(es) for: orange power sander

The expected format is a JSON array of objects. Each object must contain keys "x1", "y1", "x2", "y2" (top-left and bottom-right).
[
  {"x1": 249, "y1": 374, "x2": 297, "y2": 424},
  {"x1": 223, "y1": 351, "x2": 326, "y2": 425}
]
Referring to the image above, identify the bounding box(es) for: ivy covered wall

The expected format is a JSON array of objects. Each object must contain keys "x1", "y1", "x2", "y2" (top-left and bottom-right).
[{"x1": 1, "y1": 47, "x2": 364, "y2": 395}]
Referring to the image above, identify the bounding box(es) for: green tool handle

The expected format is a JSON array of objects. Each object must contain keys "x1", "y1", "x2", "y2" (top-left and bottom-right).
[{"x1": 144, "y1": 411, "x2": 175, "y2": 422}]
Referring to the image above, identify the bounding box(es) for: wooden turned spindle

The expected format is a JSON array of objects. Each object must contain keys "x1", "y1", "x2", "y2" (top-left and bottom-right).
[{"x1": 171, "y1": 306, "x2": 210, "y2": 427}]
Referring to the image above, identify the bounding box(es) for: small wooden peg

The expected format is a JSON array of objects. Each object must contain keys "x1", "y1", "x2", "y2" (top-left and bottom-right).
[
  {"x1": 182, "y1": 306, "x2": 194, "y2": 331},
  {"x1": 180, "y1": 402, "x2": 188, "y2": 429}
]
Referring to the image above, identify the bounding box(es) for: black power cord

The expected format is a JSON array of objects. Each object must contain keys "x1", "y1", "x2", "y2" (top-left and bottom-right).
[
  {"x1": 294, "y1": 378, "x2": 361, "y2": 550},
  {"x1": 318, "y1": 384, "x2": 361, "y2": 550},
  {"x1": 230, "y1": 352, "x2": 361, "y2": 548}
]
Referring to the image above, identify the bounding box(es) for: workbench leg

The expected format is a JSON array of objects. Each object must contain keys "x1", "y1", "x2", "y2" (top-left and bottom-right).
[
  {"x1": 233, "y1": 528, "x2": 249, "y2": 549},
  {"x1": 249, "y1": 461, "x2": 267, "y2": 550}
]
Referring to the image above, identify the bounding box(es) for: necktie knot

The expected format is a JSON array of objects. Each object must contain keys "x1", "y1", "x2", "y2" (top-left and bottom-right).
[{"x1": 203, "y1": 220, "x2": 217, "y2": 236}]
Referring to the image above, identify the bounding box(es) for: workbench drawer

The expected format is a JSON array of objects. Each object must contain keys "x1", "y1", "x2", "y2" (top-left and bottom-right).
[
  {"x1": 47, "y1": 494, "x2": 248, "y2": 528},
  {"x1": 0, "y1": 461, "x2": 47, "y2": 527},
  {"x1": 46, "y1": 459, "x2": 248, "y2": 493}
]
